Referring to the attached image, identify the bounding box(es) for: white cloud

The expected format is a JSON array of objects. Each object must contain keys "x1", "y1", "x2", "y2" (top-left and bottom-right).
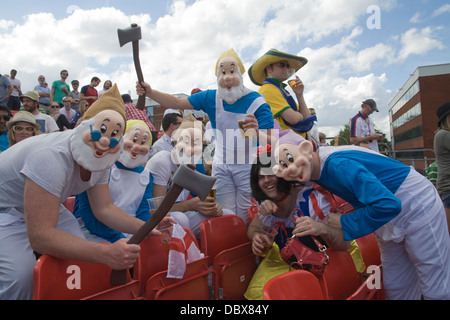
[
  {"x1": 432, "y1": 4, "x2": 450, "y2": 17},
  {"x1": 0, "y1": 0, "x2": 445, "y2": 141},
  {"x1": 398, "y1": 27, "x2": 444, "y2": 60}
]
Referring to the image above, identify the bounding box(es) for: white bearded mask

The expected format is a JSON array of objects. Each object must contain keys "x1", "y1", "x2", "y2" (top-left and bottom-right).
[
  {"x1": 216, "y1": 57, "x2": 251, "y2": 104},
  {"x1": 70, "y1": 112, "x2": 124, "y2": 172}
]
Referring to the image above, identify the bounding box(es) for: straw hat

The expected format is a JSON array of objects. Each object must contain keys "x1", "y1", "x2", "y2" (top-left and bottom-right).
[
  {"x1": 7, "y1": 111, "x2": 41, "y2": 132},
  {"x1": 248, "y1": 49, "x2": 308, "y2": 86},
  {"x1": 82, "y1": 83, "x2": 126, "y2": 124}
]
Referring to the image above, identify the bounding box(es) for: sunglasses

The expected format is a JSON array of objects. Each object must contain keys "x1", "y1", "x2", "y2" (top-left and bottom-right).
[
  {"x1": 89, "y1": 125, "x2": 122, "y2": 148},
  {"x1": 51, "y1": 105, "x2": 60, "y2": 109},
  {"x1": 13, "y1": 125, "x2": 35, "y2": 133},
  {"x1": 277, "y1": 62, "x2": 291, "y2": 69},
  {"x1": 1, "y1": 115, "x2": 10, "y2": 121}
]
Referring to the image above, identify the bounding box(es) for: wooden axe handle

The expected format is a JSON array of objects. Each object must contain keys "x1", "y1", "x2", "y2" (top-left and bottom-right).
[
  {"x1": 110, "y1": 184, "x2": 183, "y2": 286},
  {"x1": 132, "y1": 40, "x2": 146, "y2": 110}
]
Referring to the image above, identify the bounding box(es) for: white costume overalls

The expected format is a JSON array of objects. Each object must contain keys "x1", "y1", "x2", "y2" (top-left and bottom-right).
[{"x1": 212, "y1": 92, "x2": 266, "y2": 225}]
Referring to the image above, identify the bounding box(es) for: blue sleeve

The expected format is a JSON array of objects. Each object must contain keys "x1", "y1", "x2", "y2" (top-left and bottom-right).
[
  {"x1": 135, "y1": 173, "x2": 153, "y2": 221},
  {"x1": 80, "y1": 85, "x2": 88, "y2": 95},
  {"x1": 320, "y1": 159, "x2": 402, "y2": 240},
  {"x1": 73, "y1": 192, "x2": 125, "y2": 243},
  {"x1": 187, "y1": 90, "x2": 216, "y2": 116},
  {"x1": 254, "y1": 102, "x2": 275, "y2": 130}
]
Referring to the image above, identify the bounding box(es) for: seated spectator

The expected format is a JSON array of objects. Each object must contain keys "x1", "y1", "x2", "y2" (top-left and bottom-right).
[
  {"x1": 244, "y1": 146, "x2": 359, "y2": 300},
  {"x1": 7, "y1": 111, "x2": 41, "y2": 146},
  {"x1": 0, "y1": 104, "x2": 12, "y2": 151},
  {"x1": 148, "y1": 110, "x2": 183, "y2": 159},
  {"x1": 74, "y1": 120, "x2": 160, "y2": 243},
  {"x1": 59, "y1": 96, "x2": 76, "y2": 126},
  {"x1": 20, "y1": 90, "x2": 59, "y2": 133},
  {"x1": 146, "y1": 115, "x2": 233, "y2": 237}
]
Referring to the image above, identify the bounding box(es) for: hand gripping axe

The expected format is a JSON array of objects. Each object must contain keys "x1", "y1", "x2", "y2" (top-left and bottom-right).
[
  {"x1": 117, "y1": 23, "x2": 146, "y2": 110},
  {"x1": 110, "y1": 164, "x2": 216, "y2": 285}
]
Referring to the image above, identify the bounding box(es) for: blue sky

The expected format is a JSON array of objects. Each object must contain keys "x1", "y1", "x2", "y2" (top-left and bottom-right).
[{"x1": 1, "y1": 0, "x2": 449, "y2": 137}]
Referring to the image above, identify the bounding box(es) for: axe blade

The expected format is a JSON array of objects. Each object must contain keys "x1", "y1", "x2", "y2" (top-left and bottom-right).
[
  {"x1": 117, "y1": 23, "x2": 142, "y2": 47},
  {"x1": 172, "y1": 164, "x2": 216, "y2": 201}
]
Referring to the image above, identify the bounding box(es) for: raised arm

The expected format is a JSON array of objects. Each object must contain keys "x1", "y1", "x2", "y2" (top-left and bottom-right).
[{"x1": 136, "y1": 81, "x2": 194, "y2": 110}]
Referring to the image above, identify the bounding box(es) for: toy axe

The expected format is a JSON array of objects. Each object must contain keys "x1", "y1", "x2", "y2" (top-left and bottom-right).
[
  {"x1": 118, "y1": 23, "x2": 146, "y2": 110},
  {"x1": 110, "y1": 164, "x2": 216, "y2": 285}
]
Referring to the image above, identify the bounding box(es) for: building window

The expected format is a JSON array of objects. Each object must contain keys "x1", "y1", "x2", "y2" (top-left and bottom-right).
[
  {"x1": 392, "y1": 102, "x2": 421, "y2": 130},
  {"x1": 393, "y1": 125, "x2": 423, "y2": 144},
  {"x1": 391, "y1": 80, "x2": 420, "y2": 116}
]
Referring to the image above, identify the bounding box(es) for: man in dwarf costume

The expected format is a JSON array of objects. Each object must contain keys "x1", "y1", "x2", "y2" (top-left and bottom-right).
[
  {"x1": 74, "y1": 119, "x2": 159, "y2": 243},
  {"x1": 272, "y1": 129, "x2": 450, "y2": 300},
  {"x1": 249, "y1": 49, "x2": 316, "y2": 140},
  {"x1": 137, "y1": 48, "x2": 274, "y2": 225},
  {"x1": 0, "y1": 84, "x2": 148, "y2": 300},
  {"x1": 147, "y1": 114, "x2": 233, "y2": 237}
]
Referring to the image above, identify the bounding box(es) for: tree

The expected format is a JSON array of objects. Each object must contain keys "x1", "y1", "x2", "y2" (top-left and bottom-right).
[{"x1": 333, "y1": 124, "x2": 392, "y2": 154}]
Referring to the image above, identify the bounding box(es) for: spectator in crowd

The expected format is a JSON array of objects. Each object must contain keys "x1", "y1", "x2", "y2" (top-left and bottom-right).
[
  {"x1": 146, "y1": 115, "x2": 233, "y2": 237},
  {"x1": 98, "y1": 80, "x2": 112, "y2": 96},
  {"x1": 0, "y1": 104, "x2": 12, "y2": 151},
  {"x1": 122, "y1": 93, "x2": 157, "y2": 144},
  {"x1": 434, "y1": 102, "x2": 450, "y2": 232},
  {"x1": 350, "y1": 99, "x2": 384, "y2": 152},
  {"x1": 148, "y1": 110, "x2": 183, "y2": 159},
  {"x1": 7, "y1": 69, "x2": 22, "y2": 111},
  {"x1": 248, "y1": 49, "x2": 314, "y2": 139},
  {"x1": 0, "y1": 73, "x2": 13, "y2": 107},
  {"x1": 6, "y1": 111, "x2": 41, "y2": 147},
  {"x1": 20, "y1": 91, "x2": 59, "y2": 133},
  {"x1": 74, "y1": 120, "x2": 163, "y2": 243},
  {"x1": 51, "y1": 69, "x2": 70, "y2": 108},
  {"x1": 34, "y1": 75, "x2": 52, "y2": 114},
  {"x1": 0, "y1": 84, "x2": 153, "y2": 299},
  {"x1": 244, "y1": 146, "x2": 354, "y2": 300},
  {"x1": 59, "y1": 96, "x2": 76, "y2": 126},
  {"x1": 80, "y1": 77, "x2": 101, "y2": 107},
  {"x1": 69, "y1": 80, "x2": 80, "y2": 112}
]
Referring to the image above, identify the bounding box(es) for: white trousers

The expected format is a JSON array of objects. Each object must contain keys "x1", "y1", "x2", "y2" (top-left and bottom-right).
[
  {"x1": 376, "y1": 185, "x2": 450, "y2": 300},
  {"x1": 0, "y1": 207, "x2": 84, "y2": 300},
  {"x1": 211, "y1": 163, "x2": 253, "y2": 226}
]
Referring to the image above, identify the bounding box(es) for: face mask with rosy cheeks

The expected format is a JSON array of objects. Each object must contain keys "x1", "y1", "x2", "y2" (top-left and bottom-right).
[
  {"x1": 70, "y1": 111, "x2": 125, "y2": 172},
  {"x1": 171, "y1": 127, "x2": 203, "y2": 166},
  {"x1": 118, "y1": 123, "x2": 151, "y2": 168},
  {"x1": 273, "y1": 141, "x2": 314, "y2": 182},
  {"x1": 216, "y1": 57, "x2": 250, "y2": 104}
]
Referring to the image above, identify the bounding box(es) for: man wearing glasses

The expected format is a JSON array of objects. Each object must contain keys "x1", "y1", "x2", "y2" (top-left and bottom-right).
[
  {"x1": 249, "y1": 49, "x2": 316, "y2": 140},
  {"x1": 0, "y1": 104, "x2": 12, "y2": 151}
]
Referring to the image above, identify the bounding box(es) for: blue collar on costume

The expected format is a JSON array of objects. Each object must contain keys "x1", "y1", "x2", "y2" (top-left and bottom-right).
[{"x1": 115, "y1": 161, "x2": 145, "y2": 174}]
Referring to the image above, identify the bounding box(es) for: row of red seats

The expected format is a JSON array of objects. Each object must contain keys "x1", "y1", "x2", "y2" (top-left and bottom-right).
[
  {"x1": 32, "y1": 197, "x2": 255, "y2": 300},
  {"x1": 33, "y1": 197, "x2": 383, "y2": 300}
]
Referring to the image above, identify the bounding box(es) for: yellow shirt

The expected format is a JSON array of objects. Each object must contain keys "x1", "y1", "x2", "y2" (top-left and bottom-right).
[{"x1": 258, "y1": 80, "x2": 307, "y2": 138}]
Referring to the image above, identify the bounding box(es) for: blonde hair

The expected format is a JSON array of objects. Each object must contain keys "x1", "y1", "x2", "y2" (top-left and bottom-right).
[
  {"x1": 8, "y1": 124, "x2": 40, "y2": 146},
  {"x1": 440, "y1": 114, "x2": 450, "y2": 131}
]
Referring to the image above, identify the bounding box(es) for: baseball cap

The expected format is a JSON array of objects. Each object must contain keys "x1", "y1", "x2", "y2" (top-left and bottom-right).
[{"x1": 362, "y1": 99, "x2": 379, "y2": 112}]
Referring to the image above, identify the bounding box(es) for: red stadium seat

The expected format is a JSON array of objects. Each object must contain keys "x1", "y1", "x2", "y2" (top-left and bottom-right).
[
  {"x1": 317, "y1": 248, "x2": 362, "y2": 300},
  {"x1": 263, "y1": 270, "x2": 324, "y2": 300},
  {"x1": 145, "y1": 256, "x2": 213, "y2": 300},
  {"x1": 355, "y1": 233, "x2": 381, "y2": 271},
  {"x1": 33, "y1": 253, "x2": 134, "y2": 300}
]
